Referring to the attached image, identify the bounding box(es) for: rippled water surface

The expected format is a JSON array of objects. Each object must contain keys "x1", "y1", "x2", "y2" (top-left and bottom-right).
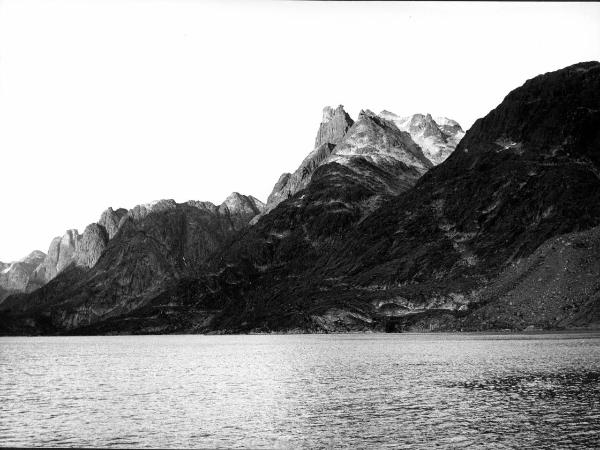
[{"x1": 1, "y1": 333, "x2": 599, "y2": 448}]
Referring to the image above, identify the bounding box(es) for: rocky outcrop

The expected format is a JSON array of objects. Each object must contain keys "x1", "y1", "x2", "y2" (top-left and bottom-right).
[
  {"x1": 25, "y1": 206, "x2": 126, "y2": 289},
  {"x1": 379, "y1": 111, "x2": 465, "y2": 165},
  {"x1": 99, "y1": 207, "x2": 128, "y2": 239},
  {"x1": 264, "y1": 105, "x2": 355, "y2": 214},
  {"x1": 264, "y1": 143, "x2": 336, "y2": 213},
  {"x1": 29, "y1": 230, "x2": 81, "y2": 287},
  {"x1": 314, "y1": 105, "x2": 354, "y2": 148},
  {"x1": 219, "y1": 193, "x2": 265, "y2": 230},
  {"x1": 265, "y1": 173, "x2": 291, "y2": 206},
  {"x1": 74, "y1": 224, "x2": 109, "y2": 268},
  {"x1": 0, "y1": 251, "x2": 46, "y2": 300}
]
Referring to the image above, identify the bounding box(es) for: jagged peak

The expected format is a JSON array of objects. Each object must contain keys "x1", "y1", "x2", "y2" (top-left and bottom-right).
[
  {"x1": 379, "y1": 109, "x2": 398, "y2": 117},
  {"x1": 220, "y1": 192, "x2": 264, "y2": 215},
  {"x1": 358, "y1": 109, "x2": 378, "y2": 119},
  {"x1": 19, "y1": 250, "x2": 46, "y2": 263},
  {"x1": 186, "y1": 200, "x2": 218, "y2": 212},
  {"x1": 315, "y1": 105, "x2": 354, "y2": 148},
  {"x1": 321, "y1": 105, "x2": 349, "y2": 122}
]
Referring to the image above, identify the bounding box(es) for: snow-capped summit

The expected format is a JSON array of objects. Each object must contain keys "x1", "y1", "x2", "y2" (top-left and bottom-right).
[{"x1": 378, "y1": 111, "x2": 465, "y2": 165}]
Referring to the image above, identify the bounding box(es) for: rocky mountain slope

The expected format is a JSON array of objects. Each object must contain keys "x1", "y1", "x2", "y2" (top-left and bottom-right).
[
  {"x1": 25, "y1": 207, "x2": 129, "y2": 291},
  {"x1": 117, "y1": 60, "x2": 598, "y2": 335},
  {"x1": 0, "y1": 193, "x2": 265, "y2": 332},
  {"x1": 0, "y1": 104, "x2": 439, "y2": 333},
  {"x1": 1, "y1": 61, "x2": 598, "y2": 335}
]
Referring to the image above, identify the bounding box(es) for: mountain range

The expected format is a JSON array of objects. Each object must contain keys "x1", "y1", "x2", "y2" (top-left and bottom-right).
[{"x1": 1, "y1": 61, "x2": 598, "y2": 334}]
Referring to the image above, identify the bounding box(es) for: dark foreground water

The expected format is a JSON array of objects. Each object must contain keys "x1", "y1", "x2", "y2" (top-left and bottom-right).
[{"x1": 1, "y1": 333, "x2": 599, "y2": 449}]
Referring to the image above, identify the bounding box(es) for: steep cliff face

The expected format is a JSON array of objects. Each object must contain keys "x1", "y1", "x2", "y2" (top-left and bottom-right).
[
  {"x1": 265, "y1": 105, "x2": 354, "y2": 213},
  {"x1": 99, "y1": 207, "x2": 128, "y2": 239},
  {"x1": 29, "y1": 230, "x2": 81, "y2": 288},
  {"x1": 74, "y1": 224, "x2": 109, "y2": 269},
  {"x1": 314, "y1": 105, "x2": 354, "y2": 148},
  {"x1": 0, "y1": 251, "x2": 46, "y2": 300},
  {"x1": 19, "y1": 206, "x2": 127, "y2": 291}
]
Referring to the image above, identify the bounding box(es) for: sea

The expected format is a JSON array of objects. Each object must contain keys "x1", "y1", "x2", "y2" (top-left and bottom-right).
[{"x1": 1, "y1": 333, "x2": 599, "y2": 448}]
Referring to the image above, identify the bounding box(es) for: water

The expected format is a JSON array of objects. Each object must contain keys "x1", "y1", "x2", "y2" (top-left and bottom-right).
[{"x1": 1, "y1": 333, "x2": 599, "y2": 449}]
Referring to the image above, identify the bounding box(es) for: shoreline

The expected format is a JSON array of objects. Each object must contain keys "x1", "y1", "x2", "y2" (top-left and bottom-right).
[{"x1": 2, "y1": 328, "x2": 600, "y2": 338}]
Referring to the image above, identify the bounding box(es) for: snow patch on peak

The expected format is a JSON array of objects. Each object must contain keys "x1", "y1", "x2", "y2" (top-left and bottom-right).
[
  {"x1": 435, "y1": 117, "x2": 458, "y2": 127},
  {"x1": 377, "y1": 111, "x2": 465, "y2": 165}
]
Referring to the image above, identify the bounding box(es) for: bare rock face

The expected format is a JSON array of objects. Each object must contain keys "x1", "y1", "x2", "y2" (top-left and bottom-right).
[
  {"x1": 264, "y1": 105, "x2": 354, "y2": 214},
  {"x1": 30, "y1": 230, "x2": 81, "y2": 286},
  {"x1": 219, "y1": 192, "x2": 266, "y2": 230},
  {"x1": 264, "y1": 143, "x2": 336, "y2": 213},
  {"x1": 314, "y1": 105, "x2": 354, "y2": 148},
  {"x1": 186, "y1": 200, "x2": 219, "y2": 215},
  {"x1": 99, "y1": 207, "x2": 128, "y2": 239},
  {"x1": 74, "y1": 223, "x2": 109, "y2": 268},
  {"x1": 0, "y1": 251, "x2": 46, "y2": 299},
  {"x1": 56, "y1": 230, "x2": 80, "y2": 273},
  {"x1": 266, "y1": 173, "x2": 291, "y2": 205},
  {"x1": 331, "y1": 109, "x2": 432, "y2": 177},
  {"x1": 2, "y1": 191, "x2": 265, "y2": 309},
  {"x1": 378, "y1": 111, "x2": 465, "y2": 165},
  {"x1": 128, "y1": 199, "x2": 178, "y2": 222}
]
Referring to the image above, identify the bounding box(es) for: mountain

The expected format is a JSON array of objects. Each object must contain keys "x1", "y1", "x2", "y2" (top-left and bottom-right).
[
  {"x1": 326, "y1": 61, "x2": 600, "y2": 331},
  {"x1": 263, "y1": 106, "x2": 433, "y2": 215},
  {"x1": 379, "y1": 111, "x2": 465, "y2": 165},
  {"x1": 0, "y1": 194, "x2": 264, "y2": 333},
  {"x1": 263, "y1": 105, "x2": 354, "y2": 213},
  {"x1": 25, "y1": 207, "x2": 129, "y2": 290},
  {"x1": 0, "y1": 251, "x2": 47, "y2": 300},
  {"x1": 0, "y1": 105, "x2": 437, "y2": 334},
  {"x1": 2, "y1": 61, "x2": 598, "y2": 335},
  {"x1": 219, "y1": 193, "x2": 265, "y2": 230},
  {"x1": 138, "y1": 60, "x2": 599, "y2": 334},
  {"x1": 28, "y1": 229, "x2": 81, "y2": 289},
  {"x1": 314, "y1": 105, "x2": 354, "y2": 148}
]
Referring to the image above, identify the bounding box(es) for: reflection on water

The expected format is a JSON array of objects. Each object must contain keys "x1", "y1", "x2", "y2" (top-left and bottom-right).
[{"x1": 1, "y1": 333, "x2": 599, "y2": 448}]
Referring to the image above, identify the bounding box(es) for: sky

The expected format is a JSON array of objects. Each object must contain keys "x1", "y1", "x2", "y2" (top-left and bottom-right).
[{"x1": 0, "y1": 1, "x2": 599, "y2": 262}]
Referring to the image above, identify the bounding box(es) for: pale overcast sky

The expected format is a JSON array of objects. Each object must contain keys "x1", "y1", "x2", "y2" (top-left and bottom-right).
[{"x1": 1, "y1": 1, "x2": 599, "y2": 261}]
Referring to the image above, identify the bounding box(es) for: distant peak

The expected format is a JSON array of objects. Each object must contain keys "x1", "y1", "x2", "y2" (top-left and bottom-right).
[
  {"x1": 221, "y1": 192, "x2": 253, "y2": 210},
  {"x1": 358, "y1": 109, "x2": 378, "y2": 119},
  {"x1": 379, "y1": 109, "x2": 399, "y2": 118}
]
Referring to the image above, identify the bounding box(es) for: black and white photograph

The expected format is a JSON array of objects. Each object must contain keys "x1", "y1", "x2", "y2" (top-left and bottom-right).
[{"x1": 1, "y1": 0, "x2": 599, "y2": 448}]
